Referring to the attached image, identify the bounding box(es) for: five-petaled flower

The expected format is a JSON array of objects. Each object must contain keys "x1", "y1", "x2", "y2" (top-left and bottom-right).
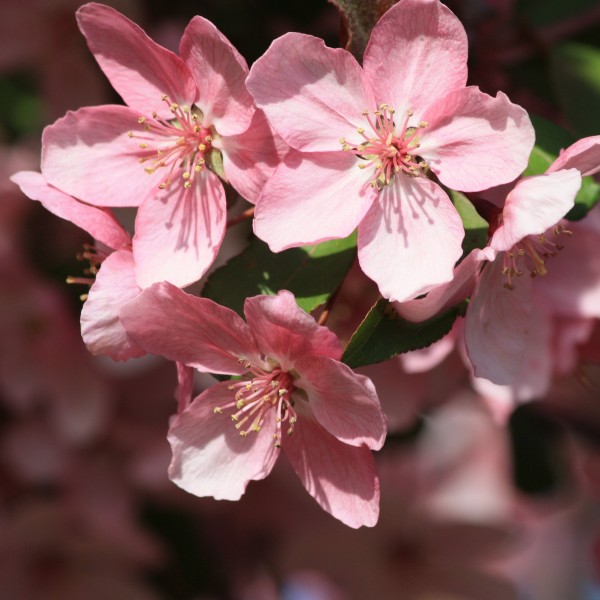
[
  {"x1": 39, "y1": 2, "x2": 280, "y2": 290},
  {"x1": 247, "y1": 0, "x2": 534, "y2": 302},
  {"x1": 120, "y1": 285, "x2": 387, "y2": 528}
]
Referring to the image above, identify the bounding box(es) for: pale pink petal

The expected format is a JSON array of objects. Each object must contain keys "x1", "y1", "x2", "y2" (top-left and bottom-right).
[
  {"x1": 282, "y1": 415, "x2": 379, "y2": 528},
  {"x1": 42, "y1": 105, "x2": 162, "y2": 207},
  {"x1": 465, "y1": 257, "x2": 534, "y2": 385},
  {"x1": 76, "y1": 3, "x2": 196, "y2": 119},
  {"x1": 168, "y1": 382, "x2": 280, "y2": 500},
  {"x1": 180, "y1": 16, "x2": 254, "y2": 135},
  {"x1": 294, "y1": 356, "x2": 386, "y2": 450},
  {"x1": 401, "y1": 326, "x2": 458, "y2": 372},
  {"x1": 357, "y1": 177, "x2": 464, "y2": 302},
  {"x1": 120, "y1": 282, "x2": 260, "y2": 374},
  {"x1": 10, "y1": 171, "x2": 131, "y2": 250},
  {"x1": 548, "y1": 135, "x2": 600, "y2": 176},
  {"x1": 394, "y1": 249, "x2": 481, "y2": 322},
  {"x1": 80, "y1": 250, "x2": 145, "y2": 361},
  {"x1": 363, "y1": 0, "x2": 468, "y2": 120},
  {"x1": 490, "y1": 170, "x2": 581, "y2": 252},
  {"x1": 254, "y1": 149, "x2": 376, "y2": 252},
  {"x1": 220, "y1": 110, "x2": 285, "y2": 203},
  {"x1": 133, "y1": 169, "x2": 226, "y2": 288},
  {"x1": 419, "y1": 88, "x2": 534, "y2": 191},
  {"x1": 247, "y1": 33, "x2": 375, "y2": 152},
  {"x1": 533, "y1": 220, "x2": 600, "y2": 318},
  {"x1": 243, "y1": 291, "x2": 342, "y2": 371}
]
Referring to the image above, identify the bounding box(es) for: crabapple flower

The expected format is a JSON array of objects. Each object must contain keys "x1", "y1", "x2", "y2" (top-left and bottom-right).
[
  {"x1": 40, "y1": 2, "x2": 280, "y2": 289},
  {"x1": 120, "y1": 285, "x2": 386, "y2": 528},
  {"x1": 11, "y1": 171, "x2": 145, "y2": 361},
  {"x1": 247, "y1": 0, "x2": 534, "y2": 302}
]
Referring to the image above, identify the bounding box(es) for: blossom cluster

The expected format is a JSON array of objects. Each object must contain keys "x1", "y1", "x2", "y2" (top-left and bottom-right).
[{"x1": 11, "y1": 0, "x2": 600, "y2": 532}]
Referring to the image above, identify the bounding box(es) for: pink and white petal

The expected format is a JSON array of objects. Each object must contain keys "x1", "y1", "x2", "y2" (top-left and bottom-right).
[
  {"x1": 180, "y1": 17, "x2": 254, "y2": 135},
  {"x1": 42, "y1": 105, "x2": 161, "y2": 207},
  {"x1": 465, "y1": 256, "x2": 534, "y2": 385},
  {"x1": 533, "y1": 221, "x2": 600, "y2": 318},
  {"x1": 133, "y1": 170, "x2": 226, "y2": 288},
  {"x1": 394, "y1": 249, "x2": 481, "y2": 322},
  {"x1": 80, "y1": 250, "x2": 145, "y2": 361},
  {"x1": 168, "y1": 382, "x2": 280, "y2": 500},
  {"x1": 76, "y1": 3, "x2": 196, "y2": 119},
  {"x1": 294, "y1": 356, "x2": 386, "y2": 450},
  {"x1": 220, "y1": 110, "x2": 287, "y2": 203},
  {"x1": 548, "y1": 135, "x2": 600, "y2": 176},
  {"x1": 243, "y1": 291, "x2": 342, "y2": 371},
  {"x1": 358, "y1": 177, "x2": 464, "y2": 302},
  {"x1": 254, "y1": 149, "x2": 376, "y2": 252},
  {"x1": 120, "y1": 282, "x2": 260, "y2": 375},
  {"x1": 419, "y1": 88, "x2": 534, "y2": 191},
  {"x1": 282, "y1": 415, "x2": 379, "y2": 528},
  {"x1": 490, "y1": 170, "x2": 581, "y2": 252},
  {"x1": 247, "y1": 33, "x2": 375, "y2": 152},
  {"x1": 363, "y1": 0, "x2": 468, "y2": 120},
  {"x1": 10, "y1": 171, "x2": 131, "y2": 250}
]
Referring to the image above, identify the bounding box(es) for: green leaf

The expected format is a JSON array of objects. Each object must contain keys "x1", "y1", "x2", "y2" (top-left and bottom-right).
[
  {"x1": 551, "y1": 43, "x2": 600, "y2": 137},
  {"x1": 202, "y1": 234, "x2": 357, "y2": 316},
  {"x1": 342, "y1": 299, "x2": 466, "y2": 368},
  {"x1": 450, "y1": 190, "x2": 488, "y2": 256},
  {"x1": 327, "y1": 0, "x2": 396, "y2": 59},
  {"x1": 523, "y1": 115, "x2": 600, "y2": 220}
]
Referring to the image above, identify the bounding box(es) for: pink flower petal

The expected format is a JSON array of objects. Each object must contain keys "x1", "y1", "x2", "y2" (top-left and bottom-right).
[
  {"x1": 363, "y1": 0, "x2": 468, "y2": 120},
  {"x1": 419, "y1": 88, "x2": 534, "y2": 191},
  {"x1": 220, "y1": 110, "x2": 285, "y2": 203},
  {"x1": 533, "y1": 219, "x2": 600, "y2": 319},
  {"x1": 76, "y1": 3, "x2": 197, "y2": 119},
  {"x1": 465, "y1": 257, "x2": 534, "y2": 385},
  {"x1": 133, "y1": 169, "x2": 226, "y2": 288},
  {"x1": 80, "y1": 250, "x2": 145, "y2": 361},
  {"x1": 490, "y1": 170, "x2": 581, "y2": 253},
  {"x1": 247, "y1": 33, "x2": 375, "y2": 152},
  {"x1": 282, "y1": 415, "x2": 380, "y2": 528},
  {"x1": 120, "y1": 282, "x2": 260, "y2": 375},
  {"x1": 10, "y1": 171, "x2": 131, "y2": 250},
  {"x1": 168, "y1": 381, "x2": 280, "y2": 500},
  {"x1": 357, "y1": 177, "x2": 464, "y2": 302},
  {"x1": 254, "y1": 149, "x2": 376, "y2": 252},
  {"x1": 42, "y1": 105, "x2": 161, "y2": 207},
  {"x1": 548, "y1": 135, "x2": 600, "y2": 176},
  {"x1": 394, "y1": 249, "x2": 481, "y2": 322},
  {"x1": 175, "y1": 362, "x2": 195, "y2": 413},
  {"x1": 294, "y1": 356, "x2": 386, "y2": 450},
  {"x1": 243, "y1": 291, "x2": 342, "y2": 372},
  {"x1": 180, "y1": 16, "x2": 254, "y2": 135}
]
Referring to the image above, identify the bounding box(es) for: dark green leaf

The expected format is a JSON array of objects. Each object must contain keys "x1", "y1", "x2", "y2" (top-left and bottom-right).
[
  {"x1": 202, "y1": 234, "x2": 357, "y2": 315},
  {"x1": 450, "y1": 190, "x2": 489, "y2": 256},
  {"x1": 342, "y1": 299, "x2": 466, "y2": 368},
  {"x1": 551, "y1": 43, "x2": 600, "y2": 137},
  {"x1": 518, "y1": 0, "x2": 600, "y2": 27}
]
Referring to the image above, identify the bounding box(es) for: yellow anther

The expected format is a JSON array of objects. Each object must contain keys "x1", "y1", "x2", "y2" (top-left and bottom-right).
[
  {"x1": 194, "y1": 165, "x2": 202, "y2": 173},
  {"x1": 128, "y1": 131, "x2": 134, "y2": 138},
  {"x1": 170, "y1": 103, "x2": 179, "y2": 112},
  {"x1": 214, "y1": 407, "x2": 222, "y2": 414},
  {"x1": 161, "y1": 94, "x2": 168, "y2": 101},
  {"x1": 139, "y1": 143, "x2": 148, "y2": 149},
  {"x1": 194, "y1": 126, "x2": 200, "y2": 133},
  {"x1": 357, "y1": 127, "x2": 364, "y2": 134},
  {"x1": 184, "y1": 181, "x2": 192, "y2": 189},
  {"x1": 236, "y1": 399, "x2": 245, "y2": 409},
  {"x1": 339, "y1": 137, "x2": 346, "y2": 144},
  {"x1": 137, "y1": 116, "x2": 146, "y2": 124},
  {"x1": 407, "y1": 109, "x2": 414, "y2": 116},
  {"x1": 198, "y1": 143, "x2": 206, "y2": 151},
  {"x1": 182, "y1": 172, "x2": 191, "y2": 179},
  {"x1": 196, "y1": 158, "x2": 205, "y2": 166},
  {"x1": 152, "y1": 111, "x2": 158, "y2": 118},
  {"x1": 158, "y1": 183, "x2": 166, "y2": 190},
  {"x1": 204, "y1": 135, "x2": 212, "y2": 143},
  {"x1": 419, "y1": 121, "x2": 429, "y2": 128},
  {"x1": 182, "y1": 105, "x2": 190, "y2": 113},
  {"x1": 144, "y1": 167, "x2": 155, "y2": 174}
]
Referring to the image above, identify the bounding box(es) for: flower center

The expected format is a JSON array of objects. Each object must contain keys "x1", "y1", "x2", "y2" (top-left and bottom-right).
[
  {"x1": 340, "y1": 105, "x2": 429, "y2": 189},
  {"x1": 66, "y1": 243, "x2": 112, "y2": 301},
  {"x1": 502, "y1": 224, "x2": 572, "y2": 290},
  {"x1": 128, "y1": 95, "x2": 216, "y2": 191},
  {"x1": 214, "y1": 360, "x2": 297, "y2": 447}
]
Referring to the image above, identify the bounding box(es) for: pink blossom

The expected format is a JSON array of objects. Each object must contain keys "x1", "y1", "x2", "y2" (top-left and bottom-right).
[
  {"x1": 247, "y1": 0, "x2": 534, "y2": 302},
  {"x1": 39, "y1": 2, "x2": 281, "y2": 289},
  {"x1": 120, "y1": 284, "x2": 386, "y2": 528}
]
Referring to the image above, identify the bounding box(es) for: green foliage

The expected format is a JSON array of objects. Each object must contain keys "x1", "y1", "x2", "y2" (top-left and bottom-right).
[
  {"x1": 450, "y1": 190, "x2": 489, "y2": 257},
  {"x1": 551, "y1": 43, "x2": 600, "y2": 137},
  {"x1": 342, "y1": 299, "x2": 466, "y2": 368},
  {"x1": 202, "y1": 233, "x2": 357, "y2": 316}
]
